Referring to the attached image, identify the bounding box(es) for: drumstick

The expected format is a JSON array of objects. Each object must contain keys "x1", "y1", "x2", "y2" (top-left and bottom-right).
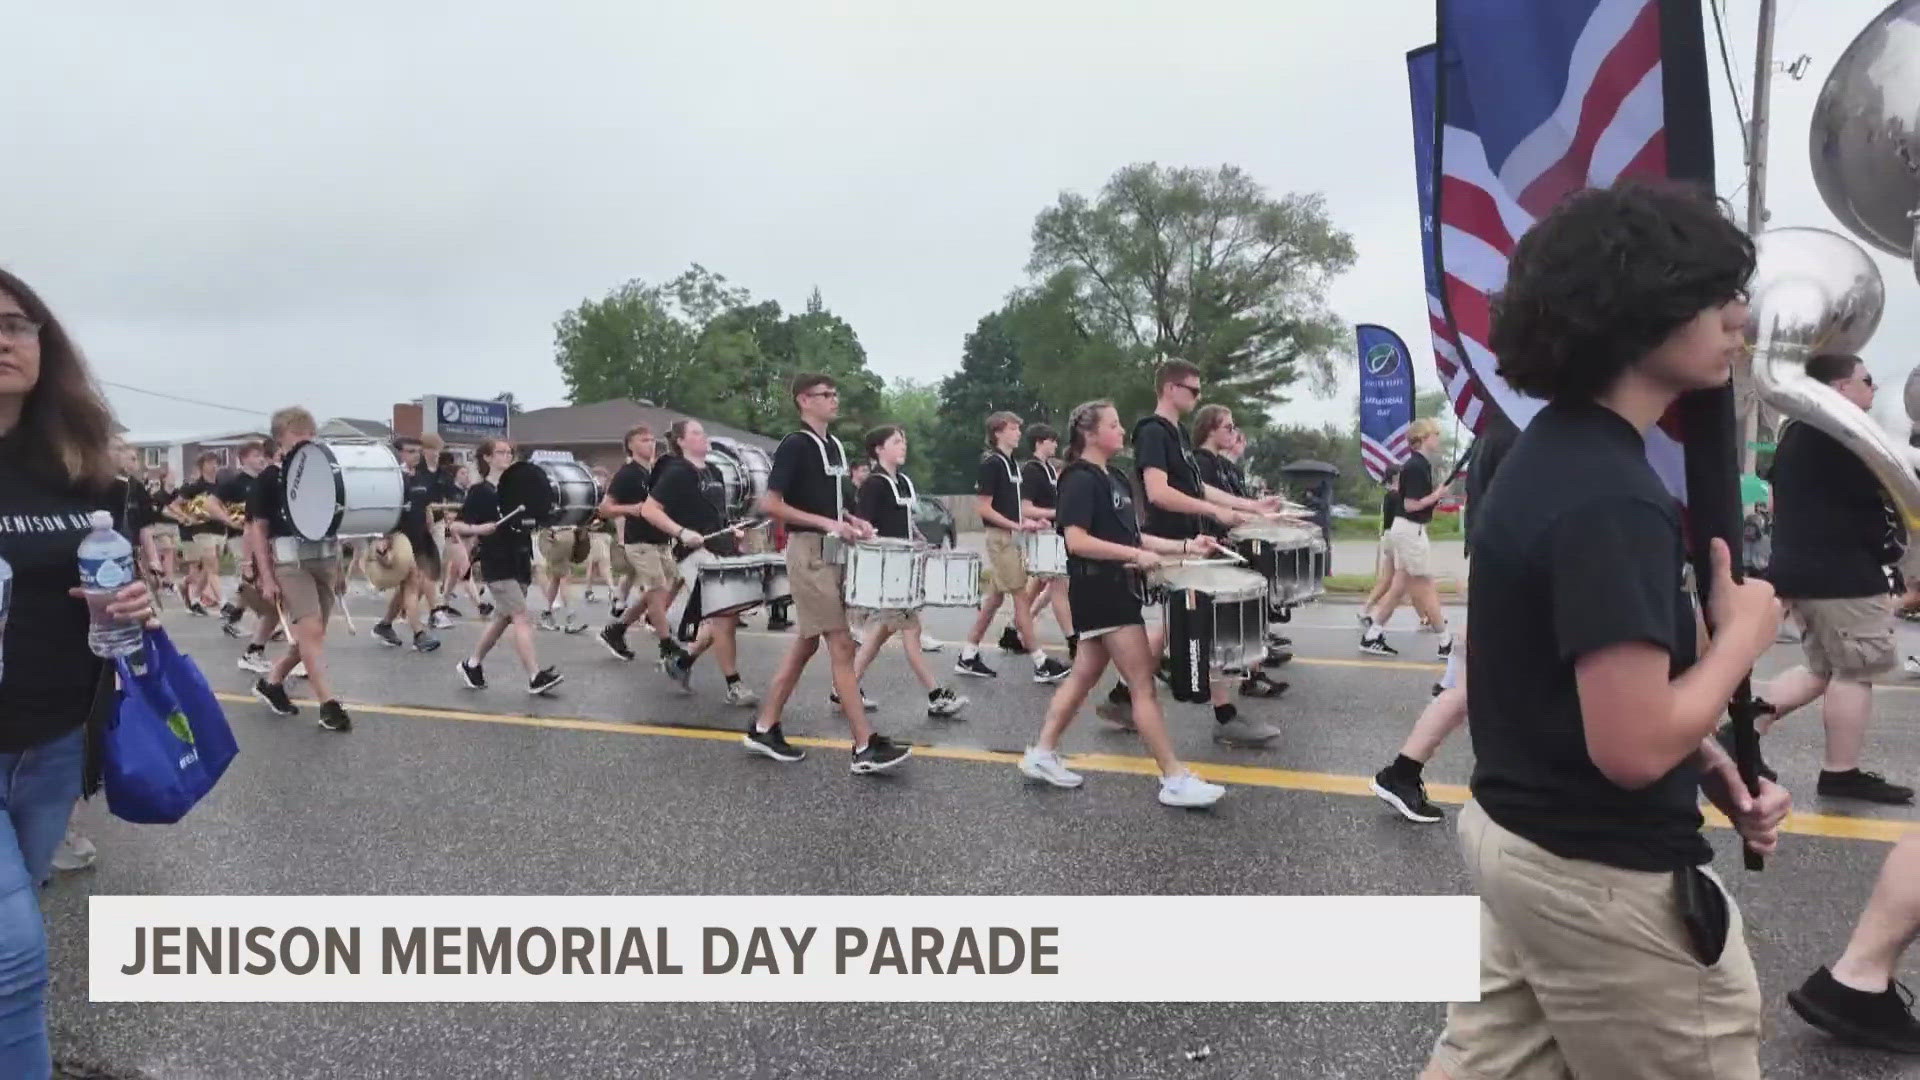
[{"x1": 495, "y1": 505, "x2": 525, "y2": 526}]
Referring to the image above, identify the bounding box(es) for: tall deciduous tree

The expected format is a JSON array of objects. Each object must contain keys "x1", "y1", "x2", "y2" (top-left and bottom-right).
[
  {"x1": 1028, "y1": 163, "x2": 1356, "y2": 420},
  {"x1": 928, "y1": 311, "x2": 1056, "y2": 491}
]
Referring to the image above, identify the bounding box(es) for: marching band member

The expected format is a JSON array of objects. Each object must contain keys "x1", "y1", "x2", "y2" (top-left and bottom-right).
[
  {"x1": 371, "y1": 437, "x2": 443, "y2": 654},
  {"x1": 535, "y1": 523, "x2": 586, "y2": 634},
  {"x1": 583, "y1": 466, "x2": 620, "y2": 605},
  {"x1": 847, "y1": 425, "x2": 967, "y2": 718},
  {"x1": 454, "y1": 438, "x2": 564, "y2": 696},
  {"x1": 1191, "y1": 405, "x2": 1287, "y2": 703},
  {"x1": 953, "y1": 413, "x2": 1070, "y2": 684},
  {"x1": 1017, "y1": 399, "x2": 1226, "y2": 808},
  {"x1": 597, "y1": 425, "x2": 691, "y2": 667},
  {"x1": 746, "y1": 373, "x2": 910, "y2": 773},
  {"x1": 1002, "y1": 424, "x2": 1075, "y2": 659},
  {"x1": 225, "y1": 442, "x2": 290, "y2": 675},
  {"x1": 644, "y1": 420, "x2": 759, "y2": 706},
  {"x1": 171, "y1": 452, "x2": 226, "y2": 615},
  {"x1": 247, "y1": 408, "x2": 352, "y2": 731}
]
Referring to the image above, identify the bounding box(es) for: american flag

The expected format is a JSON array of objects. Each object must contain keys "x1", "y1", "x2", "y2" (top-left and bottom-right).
[
  {"x1": 1408, "y1": 46, "x2": 1490, "y2": 437},
  {"x1": 1434, "y1": 0, "x2": 1712, "y2": 497}
]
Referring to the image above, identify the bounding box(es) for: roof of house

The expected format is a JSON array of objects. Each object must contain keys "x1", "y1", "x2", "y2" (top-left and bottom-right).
[
  {"x1": 507, "y1": 399, "x2": 777, "y2": 452},
  {"x1": 321, "y1": 417, "x2": 395, "y2": 441},
  {"x1": 123, "y1": 428, "x2": 270, "y2": 447}
]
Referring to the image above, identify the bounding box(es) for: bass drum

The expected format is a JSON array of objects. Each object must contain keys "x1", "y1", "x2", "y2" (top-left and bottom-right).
[
  {"x1": 496, "y1": 459, "x2": 601, "y2": 530},
  {"x1": 710, "y1": 436, "x2": 773, "y2": 522},
  {"x1": 280, "y1": 440, "x2": 404, "y2": 541}
]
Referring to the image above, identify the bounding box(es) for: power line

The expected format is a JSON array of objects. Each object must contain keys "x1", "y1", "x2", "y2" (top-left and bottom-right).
[
  {"x1": 1712, "y1": 0, "x2": 1753, "y2": 162},
  {"x1": 98, "y1": 379, "x2": 266, "y2": 418}
]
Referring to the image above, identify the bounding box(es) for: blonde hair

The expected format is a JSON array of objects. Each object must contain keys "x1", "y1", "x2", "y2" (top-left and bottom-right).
[
  {"x1": 270, "y1": 406, "x2": 317, "y2": 444},
  {"x1": 1408, "y1": 418, "x2": 1442, "y2": 445}
]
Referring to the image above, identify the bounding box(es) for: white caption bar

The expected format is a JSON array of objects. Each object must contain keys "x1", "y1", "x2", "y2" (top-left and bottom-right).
[{"x1": 91, "y1": 895, "x2": 1478, "y2": 1003}]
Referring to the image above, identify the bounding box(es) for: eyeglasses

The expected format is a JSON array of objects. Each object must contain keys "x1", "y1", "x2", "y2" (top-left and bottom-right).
[
  {"x1": 0, "y1": 314, "x2": 41, "y2": 342},
  {"x1": 806, "y1": 390, "x2": 840, "y2": 400},
  {"x1": 1176, "y1": 383, "x2": 1202, "y2": 395}
]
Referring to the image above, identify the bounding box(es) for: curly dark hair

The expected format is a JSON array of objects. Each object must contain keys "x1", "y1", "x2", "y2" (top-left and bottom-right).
[{"x1": 1489, "y1": 181, "x2": 1753, "y2": 402}]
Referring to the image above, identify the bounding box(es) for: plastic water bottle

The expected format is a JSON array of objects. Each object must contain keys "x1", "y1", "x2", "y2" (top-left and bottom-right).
[
  {"x1": 0, "y1": 552, "x2": 12, "y2": 685},
  {"x1": 79, "y1": 511, "x2": 143, "y2": 658}
]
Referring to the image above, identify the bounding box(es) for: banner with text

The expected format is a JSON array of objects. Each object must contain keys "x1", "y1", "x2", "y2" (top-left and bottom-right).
[
  {"x1": 1356, "y1": 324, "x2": 1416, "y2": 482},
  {"x1": 93, "y1": 895, "x2": 1478, "y2": 1003}
]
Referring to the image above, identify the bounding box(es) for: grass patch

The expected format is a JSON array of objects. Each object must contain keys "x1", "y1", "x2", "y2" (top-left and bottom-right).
[{"x1": 1331, "y1": 514, "x2": 1463, "y2": 541}]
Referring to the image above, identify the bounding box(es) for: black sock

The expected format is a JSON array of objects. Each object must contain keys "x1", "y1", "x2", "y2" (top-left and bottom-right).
[
  {"x1": 1214, "y1": 703, "x2": 1237, "y2": 724},
  {"x1": 658, "y1": 638, "x2": 676, "y2": 657},
  {"x1": 1391, "y1": 754, "x2": 1426, "y2": 782},
  {"x1": 1108, "y1": 683, "x2": 1131, "y2": 704},
  {"x1": 725, "y1": 674, "x2": 740, "y2": 686}
]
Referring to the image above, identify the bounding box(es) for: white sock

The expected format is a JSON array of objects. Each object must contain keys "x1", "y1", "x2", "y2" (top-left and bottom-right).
[
  {"x1": 961, "y1": 645, "x2": 979, "y2": 660},
  {"x1": 1031, "y1": 650, "x2": 1048, "y2": 666}
]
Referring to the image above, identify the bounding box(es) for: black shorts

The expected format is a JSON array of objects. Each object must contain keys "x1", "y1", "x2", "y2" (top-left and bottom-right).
[{"x1": 1068, "y1": 567, "x2": 1144, "y2": 637}]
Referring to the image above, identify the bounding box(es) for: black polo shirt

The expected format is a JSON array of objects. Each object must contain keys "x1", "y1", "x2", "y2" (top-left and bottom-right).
[
  {"x1": 650, "y1": 455, "x2": 733, "y2": 559},
  {"x1": 1021, "y1": 459, "x2": 1060, "y2": 510},
  {"x1": 608, "y1": 460, "x2": 664, "y2": 546},
  {"x1": 175, "y1": 478, "x2": 217, "y2": 539},
  {"x1": 1398, "y1": 450, "x2": 1436, "y2": 525},
  {"x1": 856, "y1": 469, "x2": 915, "y2": 540},
  {"x1": 975, "y1": 451, "x2": 1022, "y2": 528},
  {"x1": 1466, "y1": 400, "x2": 1706, "y2": 872},
  {"x1": 768, "y1": 428, "x2": 847, "y2": 532},
  {"x1": 1765, "y1": 421, "x2": 1899, "y2": 599},
  {"x1": 1132, "y1": 414, "x2": 1202, "y2": 540},
  {"x1": 244, "y1": 464, "x2": 295, "y2": 539},
  {"x1": 400, "y1": 464, "x2": 437, "y2": 542},
  {"x1": 459, "y1": 480, "x2": 532, "y2": 585}
]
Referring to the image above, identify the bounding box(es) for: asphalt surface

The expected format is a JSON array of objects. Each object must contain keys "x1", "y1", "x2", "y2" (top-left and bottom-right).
[{"x1": 40, "y1": 581, "x2": 1920, "y2": 1079}]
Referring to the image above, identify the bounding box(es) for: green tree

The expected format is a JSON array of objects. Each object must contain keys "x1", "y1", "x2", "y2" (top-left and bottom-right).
[
  {"x1": 1027, "y1": 163, "x2": 1356, "y2": 422},
  {"x1": 552, "y1": 280, "x2": 712, "y2": 410},
  {"x1": 928, "y1": 311, "x2": 1056, "y2": 490},
  {"x1": 879, "y1": 377, "x2": 941, "y2": 486},
  {"x1": 1003, "y1": 272, "x2": 1147, "y2": 424},
  {"x1": 1244, "y1": 423, "x2": 1370, "y2": 508}
]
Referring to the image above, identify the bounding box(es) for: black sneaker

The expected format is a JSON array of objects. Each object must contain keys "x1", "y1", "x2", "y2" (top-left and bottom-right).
[
  {"x1": 598, "y1": 624, "x2": 636, "y2": 662},
  {"x1": 221, "y1": 621, "x2": 244, "y2": 640},
  {"x1": 609, "y1": 604, "x2": 626, "y2": 620},
  {"x1": 221, "y1": 602, "x2": 242, "y2": 623},
  {"x1": 1436, "y1": 635, "x2": 1454, "y2": 659},
  {"x1": 372, "y1": 622, "x2": 403, "y2": 648},
  {"x1": 1789, "y1": 967, "x2": 1920, "y2": 1054},
  {"x1": 478, "y1": 601, "x2": 495, "y2": 617},
  {"x1": 927, "y1": 687, "x2": 967, "y2": 717},
  {"x1": 662, "y1": 653, "x2": 694, "y2": 692},
  {"x1": 998, "y1": 626, "x2": 1026, "y2": 654},
  {"x1": 766, "y1": 614, "x2": 793, "y2": 631},
  {"x1": 187, "y1": 601, "x2": 208, "y2": 617},
  {"x1": 440, "y1": 604, "x2": 465, "y2": 619},
  {"x1": 852, "y1": 733, "x2": 912, "y2": 774},
  {"x1": 253, "y1": 678, "x2": 298, "y2": 716},
  {"x1": 1712, "y1": 725, "x2": 1778, "y2": 783},
  {"x1": 528, "y1": 668, "x2": 564, "y2": 696},
  {"x1": 1240, "y1": 672, "x2": 1288, "y2": 698},
  {"x1": 1267, "y1": 633, "x2": 1292, "y2": 649},
  {"x1": 1370, "y1": 766, "x2": 1443, "y2": 823},
  {"x1": 1262, "y1": 646, "x2": 1294, "y2": 668},
  {"x1": 1818, "y1": 769, "x2": 1916, "y2": 805},
  {"x1": 538, "y1": 611, "x2": 560, "y2": 632},
  {"x1": 317, "y1": 700, "x2": 352, "y2": 732},
  {"x1": 413, "y1": 630, "x2": 441, "y2": 653},
  {"x1": 955, "y1": 654, "x2": 997, "y2": 678},
  {"x1": 1033, "y1": 657, "x2": 1071, "y2": 684},
  {"x1": 1360, "y1": 633, "x2": 1399, "y2": 657},
  {"x1": 457, "y1": 659, "x2": 486, "y2": 690},
  {"x1": 744, "y1": 722, "x2": 806, "y2": 763}
]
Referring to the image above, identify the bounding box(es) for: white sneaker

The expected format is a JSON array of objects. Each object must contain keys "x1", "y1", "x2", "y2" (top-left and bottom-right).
[
  {"x1": 237, "y1": 650, "x2": 271, "y2": 675},
  {"x1": 1019, "y1": 747, "x2": 1084, "y2": 788},
  {"x1": 430, "y1": 609, "x2": 454, "y2": 630},
  {"x1": 921, "y1": 638, "x2": 945, "y2": 653},
  {"x1": 724, "y1": 683, "x2": 760, "y2": 707},
  {"x1": 290, "y1": 662, "x2": 308, "y2": 680},
  {"x1": 52, "y1": 827, "x2": 97, "y2": 872},
  {"x1": 1158, "y1": 771, "x2": 1225, "y2": 808},
  {"x1": 1906, "y1": 655, "x2": 1920, "y2": 678}
]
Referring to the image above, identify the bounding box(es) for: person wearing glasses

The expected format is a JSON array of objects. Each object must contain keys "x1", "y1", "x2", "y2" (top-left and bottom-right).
[
  {"x1": 1096, "y1": 359, "x2": 1281, "y2": 735},
  {"x1": 1191, "y1": 405, "x2": 1288, "y2": 708},
  {"x1": 453, "y1": 439, "x2": 563, "y2": 696},
  {"x1": 1751, "y1": 353, "x2": 1912, "y2": 805}
]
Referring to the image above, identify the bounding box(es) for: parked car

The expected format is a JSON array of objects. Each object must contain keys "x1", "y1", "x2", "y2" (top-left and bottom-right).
[{"x1": 914, "y1": 496, "x2": 956, "y2": 547}]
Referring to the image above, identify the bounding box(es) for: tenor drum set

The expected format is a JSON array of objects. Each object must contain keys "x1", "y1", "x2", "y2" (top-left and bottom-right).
[
  {"x1": 1228, "y1": 519, "x2": 1328, "y2": 621},
  {"x1": 842, "y1": 540, "x2": 984, "y2": 613}
]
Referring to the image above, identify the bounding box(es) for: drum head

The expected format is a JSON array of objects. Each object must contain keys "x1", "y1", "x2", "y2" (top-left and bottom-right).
[
  {"x1": 496, "y1": 461, "x2": 556, "y2": 527},
  {"x1": 281, "y1": 441, "x2": 344, "y2": 541},
  {"x1": 1155, "y1": 563, "x2": 1267, "y2": 601}
]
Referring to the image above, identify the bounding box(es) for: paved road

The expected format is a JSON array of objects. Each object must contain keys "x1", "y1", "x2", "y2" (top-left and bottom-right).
[{"x1": 40, "y1": 585, "x2": 1920, "y2": 1079}]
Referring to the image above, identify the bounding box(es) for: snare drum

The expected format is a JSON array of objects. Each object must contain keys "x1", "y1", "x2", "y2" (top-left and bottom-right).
[
  {"x1": 1152, "y1": 563, "x2": 1269, "y2": 702},
  {"x1": 1019, "y1": 530, "x2": 1068, "y2": 577},
  {"x1": 844, "y1": 539, "x2": 922, "y2": 611},
  {"x1": 698, "y1": 555, "x2": 774, "y2": 618},
  {"x1": 920, "y1": 550, "x2": 983, "y2": 608},
  {"x1": 281, "y1": 440, "x2": 405, "y2": 541},
  {"x1": 757, "y1": 553, "x2": 791, "y2": 605}
]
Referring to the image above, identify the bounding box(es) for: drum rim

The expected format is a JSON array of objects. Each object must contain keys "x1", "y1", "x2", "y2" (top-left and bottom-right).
[{"x1": 282, "y1": 439, "x2": 346, "y2": 542}]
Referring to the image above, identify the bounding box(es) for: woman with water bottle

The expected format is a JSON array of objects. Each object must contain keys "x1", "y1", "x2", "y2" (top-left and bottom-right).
[{"x1": 0, "y1": 268, "x2": 158, "y2": 1078}]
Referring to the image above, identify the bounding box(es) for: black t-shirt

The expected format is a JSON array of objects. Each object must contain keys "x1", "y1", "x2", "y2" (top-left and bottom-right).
[
  {"x1": 1057, "y1": 459, "x2": 1141, "y2": 568},
  {"x1": 608, "y1": 460, "x2": 663, "y2": 546},
  {"x1": 857, "y1": 470, "x2": 916, "y2": 541},
  {"x1": 1132, "y1": 414, "x2": 1202, "y2": 540},
  {"x1": 1765, "y1": 421, "x2": 1898, "y2": 599},
  {"x1": 0, "y1": 444, "x2": 118, "y2": 752},
  {"x1": 459, "y1": 480, "x2": 532, "y2": 584},
  {"x1": 976, "y1": 452, "x2": 1022, "y2": 527},
  {"x1": 1021, "y1": 459, "x2": 1060, "y2": 511},
  {"x1": 767, "y1": 429, "x2": 847, "y2": 533},
  {"x1": 650, "y1": 455, "x2": 732, "y2": 559},
  {"x1": 213, "y1": 470, "x2": 256, "y2": 538},
  {"x1": 245, "y1": 463, "x2": 295, "y2": 539},
  {"x1": 399, "y1": 465, "x2": 438, "y2": 539},
  {"x1": 1462, "y1": 417, "x2": 1517, "y2": 559},
  {"x1": 175, "y1": 479, "x2": 217, "y2": 538},
  {"x1": 1192, "y1": 449, "x2": 1236, "y2": 538},
  {"x1": 1398, "y1": 451, "x2": 1436, "y2": 525},
  {"x1": 1381, "y1": 490, "x2": 1402, "y2": 531},
  {"x1": 1466, "y1": 401, "x2": 1706, "y2": 872},
  {"x1": 109, "y1": 477, "x2": 154, "y2": 544}
]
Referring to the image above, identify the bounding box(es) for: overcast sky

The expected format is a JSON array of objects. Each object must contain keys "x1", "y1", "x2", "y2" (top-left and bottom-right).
[{"x1": 7, "y1": 1, "x2": 1901, "y2": 444}]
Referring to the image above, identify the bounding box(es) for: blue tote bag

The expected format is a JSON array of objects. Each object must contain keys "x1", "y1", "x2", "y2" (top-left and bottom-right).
[{"x1": 104, "y1": 628, "x2": 239, "y2": 824}]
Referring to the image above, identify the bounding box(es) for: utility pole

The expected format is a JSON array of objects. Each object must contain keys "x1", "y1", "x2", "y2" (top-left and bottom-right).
[{"x1": 1739, "y1": 0, "x2": 1778, "y2": 477}]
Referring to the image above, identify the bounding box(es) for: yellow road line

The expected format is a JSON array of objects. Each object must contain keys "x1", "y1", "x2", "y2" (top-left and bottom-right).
[{"x1": 211, "y1": 693, "x2": 1912, "y2": 845}]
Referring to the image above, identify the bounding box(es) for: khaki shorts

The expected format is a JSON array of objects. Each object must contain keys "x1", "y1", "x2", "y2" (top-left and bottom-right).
[
  {"x1": 787, "y1": 531, "x2": 848, "y2": 638},
  {"x1": 1429, "y1": 800, "x2": 1760, "y2": 1080},
  {"x1": 151, "y1": 524, "x2": 180, "y2": 551},
  {"x1": 192, "y1": 533, "x2": 224, "y2": 564},
  {"x1": 625, "y1": 543, "x2": 681, "y2": 593},
  {"x1": 537, "y1": 528, "x2": 577, "y2": 571},
  {"x1": 1374, "y1": 540, "x2": 1395, "y2": 582},
  {"x1": 588, "y1": 531, "x2": 612, "y2": 567},
  {"x1": 851, "y1": 607, "x2": 920, "y2": 633},
  {"x1": 609, "y1": 539, "x2": 633, "y2": 577},
  {"x1": 487, "y1": 578, "x2": 530, "y2": 618},
  {"x1": 275, "y1": 558, "x2": 339, "y2": 625},
  {"x1": 984, "y1": 528, "x2": 1028, "y2": 595},
  {"x1": 1385, "y1": 518, "x2": 1432, "y2": 578},
  {"x1": 1792, "y1": 594, "x2": 1898, "y2": 681}
]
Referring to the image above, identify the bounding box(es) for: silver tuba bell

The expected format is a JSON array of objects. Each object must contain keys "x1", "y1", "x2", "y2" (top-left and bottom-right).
[
  {"x1": 1809, "y1": 0, "x2": 1920, "y2": 265},
  {"x1": 1743, "y1": 227, "x2": 1920, "y2": 575}
]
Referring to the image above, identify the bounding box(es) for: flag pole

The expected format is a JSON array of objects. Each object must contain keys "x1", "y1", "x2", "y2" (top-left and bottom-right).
[{"x1": 1738, "y1": 0, "x2": 1778, "y2": 476}]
